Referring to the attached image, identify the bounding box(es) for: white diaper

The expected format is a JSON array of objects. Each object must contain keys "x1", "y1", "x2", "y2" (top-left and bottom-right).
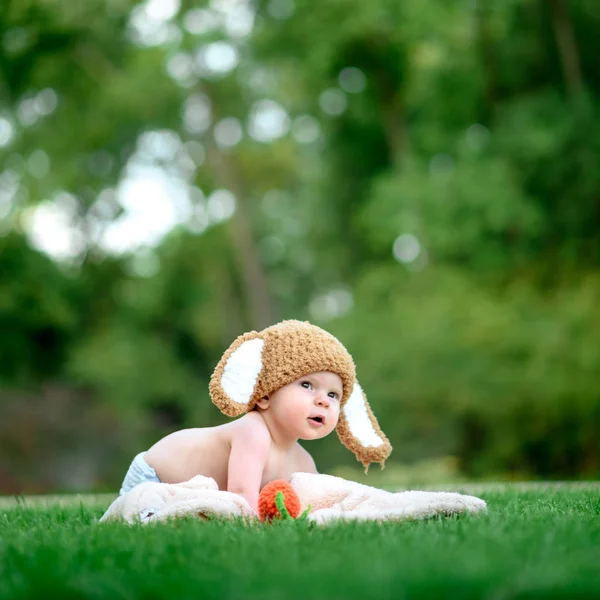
[{"x1": 119, "y1": 452, "x2": 161, "y2": 496}]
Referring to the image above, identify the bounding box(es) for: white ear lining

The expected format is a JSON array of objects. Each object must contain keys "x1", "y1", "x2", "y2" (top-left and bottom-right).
[
  {"x1": 221, "y1": 338, "x2": 264, "y2": 405},
  {"x1": 343, "y1": 382, "x2": 384, "y2": 447}
]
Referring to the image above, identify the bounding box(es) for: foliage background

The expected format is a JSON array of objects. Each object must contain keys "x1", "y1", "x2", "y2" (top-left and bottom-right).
[{"x1": 0, "y1": 0, "x2": 599, "y2": 493}]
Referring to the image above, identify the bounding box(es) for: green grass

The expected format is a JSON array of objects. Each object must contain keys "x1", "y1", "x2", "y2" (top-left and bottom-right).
[{"x1": 1, "y1": 487, "x2": 599, "y2": 599}]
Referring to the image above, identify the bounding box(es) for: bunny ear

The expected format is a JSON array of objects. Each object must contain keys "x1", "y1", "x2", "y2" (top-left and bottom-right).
[
  {"x1": 209, "y1": 335, "x2": 265, "y2": 417},
  {"x1": 337, "y1": 382, "x2": 392, "y2": 469}
]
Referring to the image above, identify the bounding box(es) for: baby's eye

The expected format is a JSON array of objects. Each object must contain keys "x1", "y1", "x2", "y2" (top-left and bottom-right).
[
  {"x1": 328, "y1": 392, "x2": 339, "y2": 400},
  {"x1": 300, "y1": 381, "x2": 312, "y2": 389}
]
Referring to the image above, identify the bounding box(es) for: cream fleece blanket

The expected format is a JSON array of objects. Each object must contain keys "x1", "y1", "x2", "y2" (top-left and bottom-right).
[{"x1": 99, "y1": 473, "x2": 487, "y2": 525}]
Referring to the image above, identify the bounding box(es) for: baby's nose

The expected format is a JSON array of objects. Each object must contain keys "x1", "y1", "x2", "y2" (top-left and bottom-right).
[{"x1": 316, "y1": 394, "x2": 330, "y2": 407}]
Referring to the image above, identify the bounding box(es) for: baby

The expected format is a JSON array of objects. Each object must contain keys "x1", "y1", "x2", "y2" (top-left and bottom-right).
[{"x1": 118, "y1": 320, "x2": 391, "y2": 514}]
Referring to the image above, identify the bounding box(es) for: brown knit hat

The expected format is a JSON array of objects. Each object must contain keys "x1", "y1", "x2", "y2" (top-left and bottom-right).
[{"x1": 209, "y1": 320, "x2": 392, "y2": 468}]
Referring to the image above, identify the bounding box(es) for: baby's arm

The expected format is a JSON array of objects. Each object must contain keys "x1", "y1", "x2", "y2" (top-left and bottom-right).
[{"x1": 227, "y1": 415, "x2": 272, "y2": 514}]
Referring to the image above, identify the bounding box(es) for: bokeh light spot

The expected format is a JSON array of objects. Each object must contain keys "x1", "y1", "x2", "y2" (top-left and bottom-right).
[
  {"x1": 183, "y1": 94, "x2": 212, "y2": 134},
  {"x1": 319, "y1": 88, "x2": 347, "y2": 116},
  {"x1": 196, "y1": 42, "x2": 239, "y2": 75},
  {"x1": 429, "y1": 153, "x2": 454, "y2": 177},
  {"x1": 309, "y1": 289, "x2": 353, "y2": 322},
  {"x1": 466, "y1": 123, "x2": 491, "y2": 151},
  {"x1": 0, "y1": 117, "x2": 15, "y2": 147},
  {"x1": 214, "y1": 118, "x2": 243, "y2": 148},
  {"x1": 248, "y1": 100, "x2": 290, "y2": 142},
  {"x1": 291, "y1": 115, "x2": 321, "y2": 144},
  {"x1": 393, "y1": 234, "x2": 421, "y2": 264},
  {"x1": 267, "y1": 0, "x2": 295, "y2": 20},
  {"x1": 27, "y1": 149, "x2": 50, "y2": 179},
  {"x1": 183, "y1": 8, "x2": 220, "y2": 35},
  {"x1": 207, "y1": 189, "x2": 236, "y2": 223},
  {"x1": 338, "y1": 67, "x2": 366, "y2": 93}
]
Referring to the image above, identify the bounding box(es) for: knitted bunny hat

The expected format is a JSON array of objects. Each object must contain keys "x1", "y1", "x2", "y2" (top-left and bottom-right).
[{"x1": 209, "y1": 319, "x2": 392, "y2": 468}]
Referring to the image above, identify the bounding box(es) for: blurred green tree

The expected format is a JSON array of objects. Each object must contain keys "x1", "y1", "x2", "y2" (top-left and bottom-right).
[{"x1": 0, "y1": 0, "x2": 599, "y2": 492}]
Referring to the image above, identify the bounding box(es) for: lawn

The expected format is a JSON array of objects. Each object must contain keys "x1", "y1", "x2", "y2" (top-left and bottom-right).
[{"x1": 0, "y1": 485, "x2": 599, "y2": 599}]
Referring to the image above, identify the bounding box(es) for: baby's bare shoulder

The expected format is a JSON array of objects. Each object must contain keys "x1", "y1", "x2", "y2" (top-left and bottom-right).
[{"x1": 229, "y1": 412, "x2": 272, "y2": 444}]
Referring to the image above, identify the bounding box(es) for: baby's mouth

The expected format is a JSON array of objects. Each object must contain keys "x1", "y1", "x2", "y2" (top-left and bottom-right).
[{"x1": 308, "y1": 416, "x2": 325, "y2": 426}]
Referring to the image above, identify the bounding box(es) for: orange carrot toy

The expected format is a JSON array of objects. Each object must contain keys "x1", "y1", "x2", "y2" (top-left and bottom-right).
[{"x1": 258, "y1": 480, "x2": 310, "y2": 522}]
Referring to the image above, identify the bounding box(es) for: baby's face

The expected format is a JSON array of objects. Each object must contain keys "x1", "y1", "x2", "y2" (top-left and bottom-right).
[{"x1": 267, "y1": 371, "x2": 343, "y2": 441}]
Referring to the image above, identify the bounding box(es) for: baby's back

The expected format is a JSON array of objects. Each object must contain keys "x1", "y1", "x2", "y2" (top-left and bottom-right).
[{"x1": 145, "y1": 423, "x2": 234, "y2": 489}]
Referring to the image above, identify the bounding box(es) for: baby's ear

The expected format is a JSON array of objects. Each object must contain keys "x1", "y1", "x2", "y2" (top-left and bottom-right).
[
  {"x1": 255, "y1": 395, "x2": 270, "y2": 410},
  {"x1": 209, "y1": 332, "x2": 265, "y2": 417},
  {"x1": 336, "y1": 381, "x2": 392, "y2": 469}
]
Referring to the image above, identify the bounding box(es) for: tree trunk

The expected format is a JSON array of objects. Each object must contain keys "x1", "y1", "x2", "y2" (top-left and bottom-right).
[
  {"x1": 474, "y1": 0, "x2": 497, "y2": 123},
  {"x1": 546, "y1": 0, "x2": 584, "y2": 108},
  {"x1": 205, "y1": 144, "x2": 277, "y2": 331}
]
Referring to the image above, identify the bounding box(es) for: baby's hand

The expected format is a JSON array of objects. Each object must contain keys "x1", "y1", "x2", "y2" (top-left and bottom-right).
[{"x1": 239, "y1": 491, "x2": 259, "y2": 515}]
